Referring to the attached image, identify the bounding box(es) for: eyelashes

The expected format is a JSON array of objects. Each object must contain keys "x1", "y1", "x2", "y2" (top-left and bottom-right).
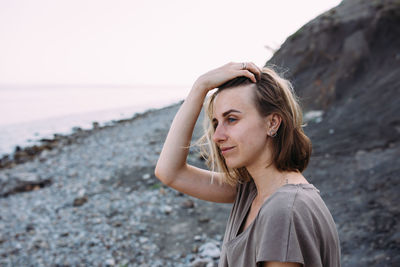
[{"x1": 212, "y1": 117, "x2": 238, "y2": 130}]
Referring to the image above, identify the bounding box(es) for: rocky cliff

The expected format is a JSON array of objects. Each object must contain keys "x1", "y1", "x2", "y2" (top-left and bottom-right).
[{"x1": 267, "y1": 0, "x2": 400, "y2": 265}]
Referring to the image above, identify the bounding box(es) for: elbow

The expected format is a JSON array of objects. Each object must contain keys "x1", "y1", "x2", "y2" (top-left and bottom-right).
[
  {"x1": 154, "y1": 165, "x2": 166, "y2": 184},
  {"x1": 154, "y1": 164, "x2": 173, "y2": 186},
  {"x1": 154, "y1": 162, "x2": 185, "y2": 187}
]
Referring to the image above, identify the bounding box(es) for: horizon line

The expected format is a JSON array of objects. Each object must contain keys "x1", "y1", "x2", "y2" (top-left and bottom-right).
[{"x1": 0, "y1": 83, "x2": 191, "y2": 89}]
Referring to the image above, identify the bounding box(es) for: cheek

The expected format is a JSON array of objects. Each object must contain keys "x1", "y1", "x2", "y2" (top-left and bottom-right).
[{"x1": 236, "y1": 122, "x2": 268, "y2": 148}]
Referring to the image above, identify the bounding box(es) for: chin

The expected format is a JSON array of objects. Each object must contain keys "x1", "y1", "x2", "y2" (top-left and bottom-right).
[{"x1": 224, "y1": 159, "x2": 245, "y2": 169}]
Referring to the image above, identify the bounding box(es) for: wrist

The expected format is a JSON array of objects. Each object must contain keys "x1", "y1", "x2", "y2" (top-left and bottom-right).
[{"x1": 189, "y1": 82, "x2": 208, "y2": 99}]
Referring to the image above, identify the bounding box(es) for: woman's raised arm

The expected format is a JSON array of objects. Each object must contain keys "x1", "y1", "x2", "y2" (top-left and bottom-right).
[{"x1": 154, "y1": 62, "x2": 260, "y2": 203}]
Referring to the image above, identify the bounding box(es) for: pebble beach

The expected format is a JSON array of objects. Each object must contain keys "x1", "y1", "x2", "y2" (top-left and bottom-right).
[{"x1": 0, "y1": 102, "x2": 232, "y2": 266}]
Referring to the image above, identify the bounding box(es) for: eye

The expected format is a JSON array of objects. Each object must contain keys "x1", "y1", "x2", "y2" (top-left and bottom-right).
[
  {"x1": 212, "y1": 122, "x2": 218, "y2": 130},
  {"x1": 227, "y1": 117, "x2": 237, "y2": 123}
]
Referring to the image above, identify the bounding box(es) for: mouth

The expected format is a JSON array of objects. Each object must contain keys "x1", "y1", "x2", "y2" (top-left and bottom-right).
[{"x1": 220, "y1": 146, "x2": 235, "y2": 155}]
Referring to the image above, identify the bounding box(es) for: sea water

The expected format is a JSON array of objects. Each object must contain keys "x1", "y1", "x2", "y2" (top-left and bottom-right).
[{"x1": 0, "y1": 85, "x2": 188, "y2": 157}]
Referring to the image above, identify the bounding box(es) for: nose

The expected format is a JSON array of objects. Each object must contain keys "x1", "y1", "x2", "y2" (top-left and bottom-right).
[{"x1": 212, "y1": 124, "x2": 227, "y2": 144}]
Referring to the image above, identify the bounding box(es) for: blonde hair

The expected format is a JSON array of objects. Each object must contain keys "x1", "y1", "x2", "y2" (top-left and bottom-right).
[{"x1": 197, "y1": 66, "x2": 312, "y2": 187}]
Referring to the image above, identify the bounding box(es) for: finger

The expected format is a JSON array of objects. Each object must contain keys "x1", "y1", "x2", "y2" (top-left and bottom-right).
[
  {"x1": 239, "y1": 70, "x2": 257, "y2": 83},
  {"x1": 236, "y1": 62, "x2": 246, "y2": 70},
  {"x1": 245, "y1": 62, "x2": 262, "y2": 82}
]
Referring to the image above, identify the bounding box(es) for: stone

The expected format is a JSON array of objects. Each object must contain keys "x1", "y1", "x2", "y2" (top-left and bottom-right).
[
  {"x1": 194, "y1": 235, "x2": 203, "y2": 242},
  {"x1": 0, "y1": 172, "x2": 52, "y2": 197},
  {"x1": 105, "y1": 258, "x2": 115, "y2": 266},
  {"x1": 162, "y1": 205, "x2": 173, "y2": 214},
  {"x1": 304, "y1": 110, "x2": 324, "y2": 123},
  {"x1": 199, "y1": 242, "x2": 220, "y2": 259},
  {"x1": 73, "y1": 196, "x2": 88, "y2": 207},
  {"x1": 139, "y1": 237, "x2": 149, "y2": 243},
  {"x1": 181, "y1": 199, "x2": 195, "y2": 209},
  {"x1": 198, "y1": 217, "x2": 210, "y2": 223},
  {"x1": 190, "y1": 257, "x2": 212, "y2": 267}
]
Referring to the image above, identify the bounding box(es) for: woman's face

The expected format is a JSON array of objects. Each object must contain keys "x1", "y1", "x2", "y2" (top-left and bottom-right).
[{"x1": 212, "y1": 85, "x2": 272, "y2": 170}]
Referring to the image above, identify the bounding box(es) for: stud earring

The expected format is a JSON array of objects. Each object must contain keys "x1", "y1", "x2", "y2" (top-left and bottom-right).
[{"x1": 270, "y1": 131, "x2": 277, "y2": 137}]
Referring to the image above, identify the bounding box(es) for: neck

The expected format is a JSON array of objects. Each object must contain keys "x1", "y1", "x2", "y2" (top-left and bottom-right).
[
  {"x1": 244, "y1": 145, "x2": 307, "y2": 200},
  {"x1": 246, "y1": 163, "x2": 288, "y2": 200}
]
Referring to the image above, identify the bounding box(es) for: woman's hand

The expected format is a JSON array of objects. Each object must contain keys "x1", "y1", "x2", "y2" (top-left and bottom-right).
[{"x1": 192, "y1": 62, "x2": 262, "y2": 93}]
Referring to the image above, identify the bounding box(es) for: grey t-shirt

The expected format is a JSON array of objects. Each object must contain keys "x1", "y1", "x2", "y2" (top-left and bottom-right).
[{"x1": 218, "y1": 180, "x2": 341, "y2": 267}]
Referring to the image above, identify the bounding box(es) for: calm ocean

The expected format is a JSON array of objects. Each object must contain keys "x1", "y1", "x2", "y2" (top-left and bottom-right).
[{"x1": 0, "y1": 85, "x2": 188, "y2": 157}]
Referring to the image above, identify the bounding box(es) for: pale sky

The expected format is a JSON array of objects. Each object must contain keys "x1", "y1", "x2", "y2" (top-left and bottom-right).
[{"x1": 0, "y1": 0, "x2": 341, "y2": 87}]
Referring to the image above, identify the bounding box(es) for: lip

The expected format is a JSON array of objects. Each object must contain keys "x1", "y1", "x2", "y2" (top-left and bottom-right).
[{"x1": 220, "y1": 146, "x2": 235, "y2": 155}]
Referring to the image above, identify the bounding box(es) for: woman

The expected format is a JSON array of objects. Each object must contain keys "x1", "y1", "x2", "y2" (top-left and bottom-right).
[{"x1": 155, "y1": 62, "x2": 341, "y2": 267}]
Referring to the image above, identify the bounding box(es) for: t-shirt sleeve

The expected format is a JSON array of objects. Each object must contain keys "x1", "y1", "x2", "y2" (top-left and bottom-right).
[{"x1": 255, "y1": 189, "x2": 306, "y2": 265}]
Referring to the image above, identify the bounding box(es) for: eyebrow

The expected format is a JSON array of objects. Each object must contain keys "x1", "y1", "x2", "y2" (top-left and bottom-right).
[
  {"x1": 212, "y1": 109, "x2": 242, "y2": 122},
  {"x1": 222, "y1": 109, "x2": 241, "y2": 117}
]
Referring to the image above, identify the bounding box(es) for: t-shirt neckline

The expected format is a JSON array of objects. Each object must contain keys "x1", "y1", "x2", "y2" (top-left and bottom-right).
[{"x1": 233, "y1": 181, "x2": 318, "y2": 241}]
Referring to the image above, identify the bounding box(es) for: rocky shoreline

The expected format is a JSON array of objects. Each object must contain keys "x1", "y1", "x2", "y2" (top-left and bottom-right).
[
  {"x1": 0, "y1": 102, "x2": 232, "y2": 266},
  {"x1": 0, "y1": 105, "x2": 181, "y2": 170}
]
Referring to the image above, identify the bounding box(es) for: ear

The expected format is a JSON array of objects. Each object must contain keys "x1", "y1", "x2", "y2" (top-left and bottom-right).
[{"x1": 266, "y1": 113, "x2": 282, "y2": 137}]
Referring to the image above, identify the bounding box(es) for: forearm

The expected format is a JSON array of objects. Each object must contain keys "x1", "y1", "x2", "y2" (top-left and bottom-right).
[{"x1": 155, "y1": 85, "x2": 207, "y2": 184}]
